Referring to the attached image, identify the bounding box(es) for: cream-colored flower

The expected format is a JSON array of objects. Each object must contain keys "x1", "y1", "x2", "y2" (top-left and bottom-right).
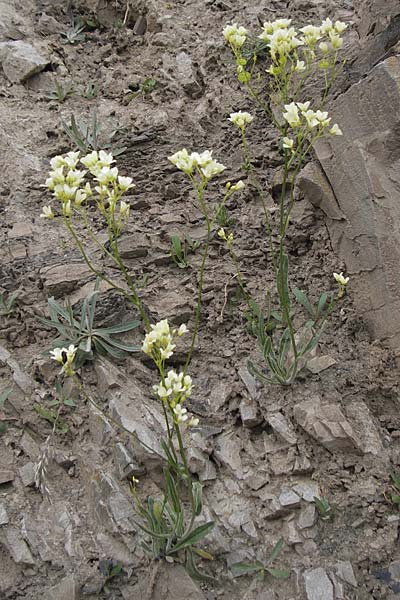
[
  {"x1": 329, "y1": 123, "x2": 343, "y2": 136},
  {"x1": 283, "y1": 102, "x2": 301, "y2": 127},
  {"x1": 303, "y1": 109, "x2": 319, "y2": 128},
  {"x1": 333, "y1": 272, "x2": 349, "y2": 286},
  {"x1": 282, "y1": 137, "x2": 294, "y2": 150},
  {"x1": 118, "y1": 176, "x2": 134, "y2": 191},
  {"x1": 54, "y1": 183, "x2": 78, "y2": 201},
  {"x1": 191, "y1": 150, "x2": 213, "y2": 168},
  {"x1": 188, "y1": 417, "x2": 199, "y2": 427},
  {"x1": 173, "y1": 403, "x2": 188, "y2": 423},
  {"x1": 300, "y1": 24, "x2": 321, "y2": 45},
  {"x1": 63, "y1": 151, "x2": 80, "y2": 169},
  {"x1": 297, "y1": 101, "x2": 311, "y2": 113},
  {"x1": 201, "y1": 159, "x2": 226, "y2": 180},
  {"x1": 64, "y1": 200, "x2": 73, "y2": 217},
  {"x1": 40, "y1": 205, "x2": 54, "y2": 219},
  {"x1": 228, "y1": 111, "x2": 254, "y2": 129},
  {"x1": 294, "y1": 60, "x2": 306, "y2": 72},
  {"x1": 80, "y1": 151, "x2": 99, "y2": 168},
  {"x1": 320, "y1": 18, "x2": 333, "y2": 35},
  {"x1": 319, "y1": 41, "x2": 329, "y2": 53},
  {"x1": 230, "y1": 180, "x2": 245, "y2": 192},
  {"x1": 177, "y1": 323, "x2": 189, "y2": 336},
  {"x1": 75, "y1": 189, "x2": 87, "y2": 206},
  {"x1": 46, "y1": 167, "x2": 65, "y2": 190},
  {"x1": 329, "y1": 33, "x2": 343, "y2": 49},
  {"x1": 50, "y1": 344, "x2": 77, "y2": 376},
  {"x1": 168, "y1": 148, "x2": 195, "y2": 174},
  {"x1": 223, "y1": 23, "x2": 248, "y2": 48},
  {"x1": 334, "y1": 20, "x2": 347, "y2": 34},
  {"x1": 119, "y1": 200, "x2": 130, "y2": 218},
  {"x1": 98, "y1": 150, "x2": 115, "y2": 166},
  {"x1": 95, "y1": 166, "x2": 119, "y2": 185},
  {"x1": 66, "y1": 169, "x2": 86, "y2": 187},
  {"x1": 50, "y1": 155, "x2": 65, "y2": 169}
]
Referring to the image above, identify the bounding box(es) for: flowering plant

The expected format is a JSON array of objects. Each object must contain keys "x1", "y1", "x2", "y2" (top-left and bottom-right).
[{"x1": 223, "y1": 17, "x2": 349, "y2": 384}]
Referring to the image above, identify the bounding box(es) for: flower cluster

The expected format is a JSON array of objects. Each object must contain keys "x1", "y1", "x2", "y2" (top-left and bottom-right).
[
  {"x1": 223, "y1": 23, "x2": 248, "y2": 48},
  {"x1": 50, "y1": 344, "x2": 77, "y2": 376},
  {"x1": 43, "y1": 150, "x2": 134, "y2": 227},
  {"x1": 282, "y1": 101, "x2": 342, "y2": 135},
  {"x1": 153, "y1": 370, "x2": 198, "y2": 426},
  {"x1": 218, "y1": 227, "x2": 234, "y2": 246},
  {"x1": 228, "y1": 111, "x2": 253, "y2": 130},
  {"x1": 142, "y1": 319, "x2": 188, "y2": 363},
  {"x1": 168, "y1": 148, "x2": 226, "y2": 180}
]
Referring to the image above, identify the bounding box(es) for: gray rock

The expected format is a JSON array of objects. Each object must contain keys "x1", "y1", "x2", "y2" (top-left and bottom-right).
[
  {"x1": 44, "y1": 575, "x2": 78, "y2": 600},
  {"x1": 279, "y1": 490, "x2": 301, "y2": 508},
  {"x1": 298, "y1": 505, "x2": 316, "y2": 530},
  {"x1": 306, "y1": 355, "x2": 337, "y2": 374},
  {"x1": 239, "y1": 396, "x2": 261, "y2": 427},
  {"x1": 238, "y1": 365, "x2": 261, "y2": 400},
  {"x1": 267, "y1": 412, "x2": 297, "y2": 445},
  {"x1": 131, "y1": 563, "x2": 206, "y2": 599},
  {"x1": 214, "y1": 432, "x2": 243, "y2": 478},
  {"x1": 311, "y1": 56, "x2": 400, "y2": 353},
  {"x1": 114, "y1": 442, "x2": 145, "y2": 480},
  {"x1": 117, "y1": 234, "x2": 149, "y2": 259},
  {"x1": 345, "y1": 400, "x2": 385, "y2": 458},
  {"x1": 335, "y1": 560, "x2": 357, "y2": 587},
  {"x1": 2, "y1": 526, "x2": 35, "y2": 565},
  {"x1": 304, "y1": 567, "x2": 334, "y2": 600},
  {"x1": 19, "y1": 462, "x2": 36, "y2": 487},
  {"x1": 0, "y1": 41, "x2": 48, "y2": 83},
  {"x1": 19, "y1": 431, "x2": 40, "y2": 458},
  {"x1": 96, "y1": 532, "x2": 134, "y2": 566},
  {"x1": 208, "y1": 381, "x2": 231, "y2": 411},
  {"x1": 92, "y1": 471, "x2": 136, "y2": 534},
  {"x1": 293, "y1": 396, "x2": 360, "y2": 452},
  {"x1": 0, "y1": 470, "x2": 14, "y2": 484},
  {"x1": 293, "y1": 481, "x2": 321, "y2": 503},
  {"x1": 187, "y1": 447, "x2": 217, "y2": 481},
  {"x1": 0, "y1": 502, "x2": 9, "y2": 525},
  {"x1": 40, "y1": 263, "x2": 92, "y2": 297},
  {"x1": 163, "y1": 51, "x2": 203, "y2": 98}
]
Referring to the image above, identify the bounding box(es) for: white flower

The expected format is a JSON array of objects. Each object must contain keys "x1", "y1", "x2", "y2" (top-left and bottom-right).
[
  {"x1": 188, "y1": 417, "x2": 199, "y2": 427},
  {"x1": 46, "y1": 167, "x2": 65, "y2": 190},
  {"x1": 282, "y1": 137, "x2": 294, "y2": 150},
  {"x1": 230, "y1": 180, "x2": 245, "y2": 191},
  {"x1": 319, "y1": 41, "x2": 329, "y2": 53},
  {"x1": 119, "y1": 200, "x2": 130, "y2": 218},
  {"x1": 329, "y1": 33, "x2": 343, "y2": 49},
  {"x1": 154, "y1": 370, "x2": 193, "y2": 405},
  {"x1": 315, "y1": 110, "x2": 331, "y2": 126},
  {"x1": 75, "y1": 189, "x2": 87, "y2": 206},
  {"x1": 168, "y1": 148, "x2": 195, "y2": 174},
  {"x1": 191, "y1": 150, "x2": 213, "y2": 168},
  {"x1": 50, "y1": 155, "x2": 65, "y2": 169},
  {"x1": 63, "y1": 151, "x2": 80, "y2": 169},
  {"x1": 142, "y1": 319, "x2": 175, "y2": 359},
  {"x1": 80, "y1": 151, "x2": 99, "y2": 168},
  {"x1": 300, "y1": 24, "x2": 321, "y2": 45},
  {"x1": 223, "y1": 23, "x2": 248, "y2": 48},
  {"x1": 294, "y1": 60, "x2": 306, "y2": 72},
  {"x1": 334, "y1": 20, "x2": 347, "y2": 34},
  {"x1": 261, "y1": 27, "x2": 303, "y2": 57},
  {"x1": 218, "y1": 228, "x2": 233, "y2": 244},
  {"x1": 320, "y1": 18, "x2": 333, "y2": 35},
  {"x1": 40, "y1": 205, "x2": 54, "y2": 219},
  {"x1": 260, "y1": 19, "x2": 292, "y2": 38},
  {"x1": 333, "y1": 272, "x2": 349, "y2": 286},
  {"x1": 50, "y1": 344, "x2": 77, "y2": 375},
  {"x1": 54, "y1": 183, "x2": 78, "y2": 201},
  {"x1": 297, "y1": 101, "x2": 311, "y2": 112},
  {"x1": 283, "y1": 102, "x2": 301, "y2": 127},
  {"x1": 177, "y1": 323, "x2": 189, "y2": 336},
  {"x1": 201, "y1": 159, "x2": 226, "y2": 179},
  {"x1": 66, "y1": 169, "x2": 86, "y2": 187},
  {"x1": 118, "y1": 176, "x2": 134, "y2": 191},
  {"x1": 173, "y1": 404, "x2": 188, "y2": 423},
  {"x1": 329, "y1": 123, "x2": 343, "y2": 136},
  {"x1": 303, "y1": 109, "x2": 319, "y2": 128},
  {"x1": 228, "y1": 111, "x2": 254, "y2": 128},
  {"x1": 95, "y1": 166, "x2": 119, "y2": 185},
  {"x1": 98, "y1": 150, "x2": 115, "y2": 166},
  {"x1": 64, "y1": 200, "x2": 73, "y2": 217}
]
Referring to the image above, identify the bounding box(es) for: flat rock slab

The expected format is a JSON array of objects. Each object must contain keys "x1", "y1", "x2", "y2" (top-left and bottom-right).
[
  {"x1": 0, "y1": 41, "x2": 48, "y2": 82},
  {"x1": 293, "y1": 396, "x2": 360, "y2": 453},
  {"x1": 304, "y1": 567, "x2": 334, "y2": 600}
]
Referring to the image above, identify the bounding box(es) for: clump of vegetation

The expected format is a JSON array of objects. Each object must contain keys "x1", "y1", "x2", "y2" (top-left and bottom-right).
[
  {"x1": 0, "y1": 289, "x2": 19, "y2": 317},
  {"x1": 44, "y1": 80, "x2": 75, "y2": 103},
  {"x1": 170, "y1": 234, "x2": 200, "y2": 269}
]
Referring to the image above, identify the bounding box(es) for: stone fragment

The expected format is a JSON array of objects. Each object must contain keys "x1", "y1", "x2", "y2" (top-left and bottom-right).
[
  {"x1": 293, "y1": 481, "x2": 321, "y2": 503},
  {"x1": 2, "y1": 526, "x2": 35, "y2": 564},
  {"x1": 94, "y1": 358, "x2": 124, "y2": 397},
  {"x1": 19, "y1": 462, "x2": 35, "y2": 487},
  {"x1": 298, "y1": 505, "x2": 316, "y2": 530},
  {"x1": 187, "y1": 447, "x2": 216, "y2": 481},
  {"x1": 239, "y1": 396, "x2": 261, "y2": 427},
  {"x1": 19, "y1": 431, "x2": 40, "y2": 458},
  {"x1": 133, "y1": 15, "x2": 147, "y2": 35},
  {"x1": 132, "y1": 563, "x2": 206, "y2": 599},
  {"x1": 238, "y1": 366, "x2": 261, "y2": 400},
  {"x1": 293, "y1": 396, "x2": 360, "y2": 452},
  {"x1": 0, "y1": 502, "x2": 9, "y2": 525},
  {"x1": 335, "y1": 560, "x2": 357, "y2": 587},
  {"x1": 91, "y1": 471, "x2": 136, "y2": 534},
  {"x1": 214, "y1": 433, "x2": 243, "y2": 478},
  {"x1": 0, "y1": 470, "x2": 14, "y2": 484},
  {"x1": 44, "y1": 576, "x2": 78, "y2": 600},
  {"x1": 114, "y1": 442, "x2": 145, "y2": 480},
  {"x1": 40, "y1": 264, "x2": 92, "y2": 297},
  {"x1": 304, "y1": 568, "x2": 334, "y2": 600},
  {"x1": 117, "y1": 234, "x2": 148, "y2": 259},
  {"x1": 345, "y1": 400, "x2": 385, "y2": 457},
  {"x1": 208, "y1": 381, "x2": 231, "y2": 412},
  {"x1": 267, "y1": 412, "x2": 297, "y2": 445},
  {"x1": 89, "y1": 403, "x2": 113, "y2": 446},
  {"x1": 279, "y1": 490, "x2": 301, "y2": 508},
  {"x1": 96, "y1": 532, "x2": 135, "y2": 566},
  {"x1": 306, "y1": 355, "x2": 337, "y2": 374},
  {"x1": 0, "y1": 41, "x2": 48, "y2": 82},
  {"x1": 285, "y1": 519, "x2": 302, "y2": 545}
]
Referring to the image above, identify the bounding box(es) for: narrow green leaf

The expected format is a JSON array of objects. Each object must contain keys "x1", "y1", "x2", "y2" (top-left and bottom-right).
[
  {"x1": 231, "y1": 561, "x2": 264, "y2": 576},
  {"x1": 97, "y1": 320, "x2": 140, "y2": 334},
  {"x1": 293, "y1": 288, "x2": 314, "y2": 317},
  {"x1": 316, "y1": 291, "x2": 328, "y2": 318},
  {"x1": 268, "y1": 538, "x2": 284, "y2": 564},
  {"x1": 192, "y1": 481, "x2": 203, "y2": 517},
  {"x1": 170, "y1": 521, "x2": 215, "y2": 554},
  {"x1": 266, "y1": 567, "x2": 290, "y2": 579}
]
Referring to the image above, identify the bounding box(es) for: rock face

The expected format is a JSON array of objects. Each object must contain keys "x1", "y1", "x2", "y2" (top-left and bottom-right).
[
  {"x1": 305, "y1": 56, "x2": 400, "y2": 353},
  {"x1": 0, "y1": 41, "x2": 48, "y2": 82}
]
